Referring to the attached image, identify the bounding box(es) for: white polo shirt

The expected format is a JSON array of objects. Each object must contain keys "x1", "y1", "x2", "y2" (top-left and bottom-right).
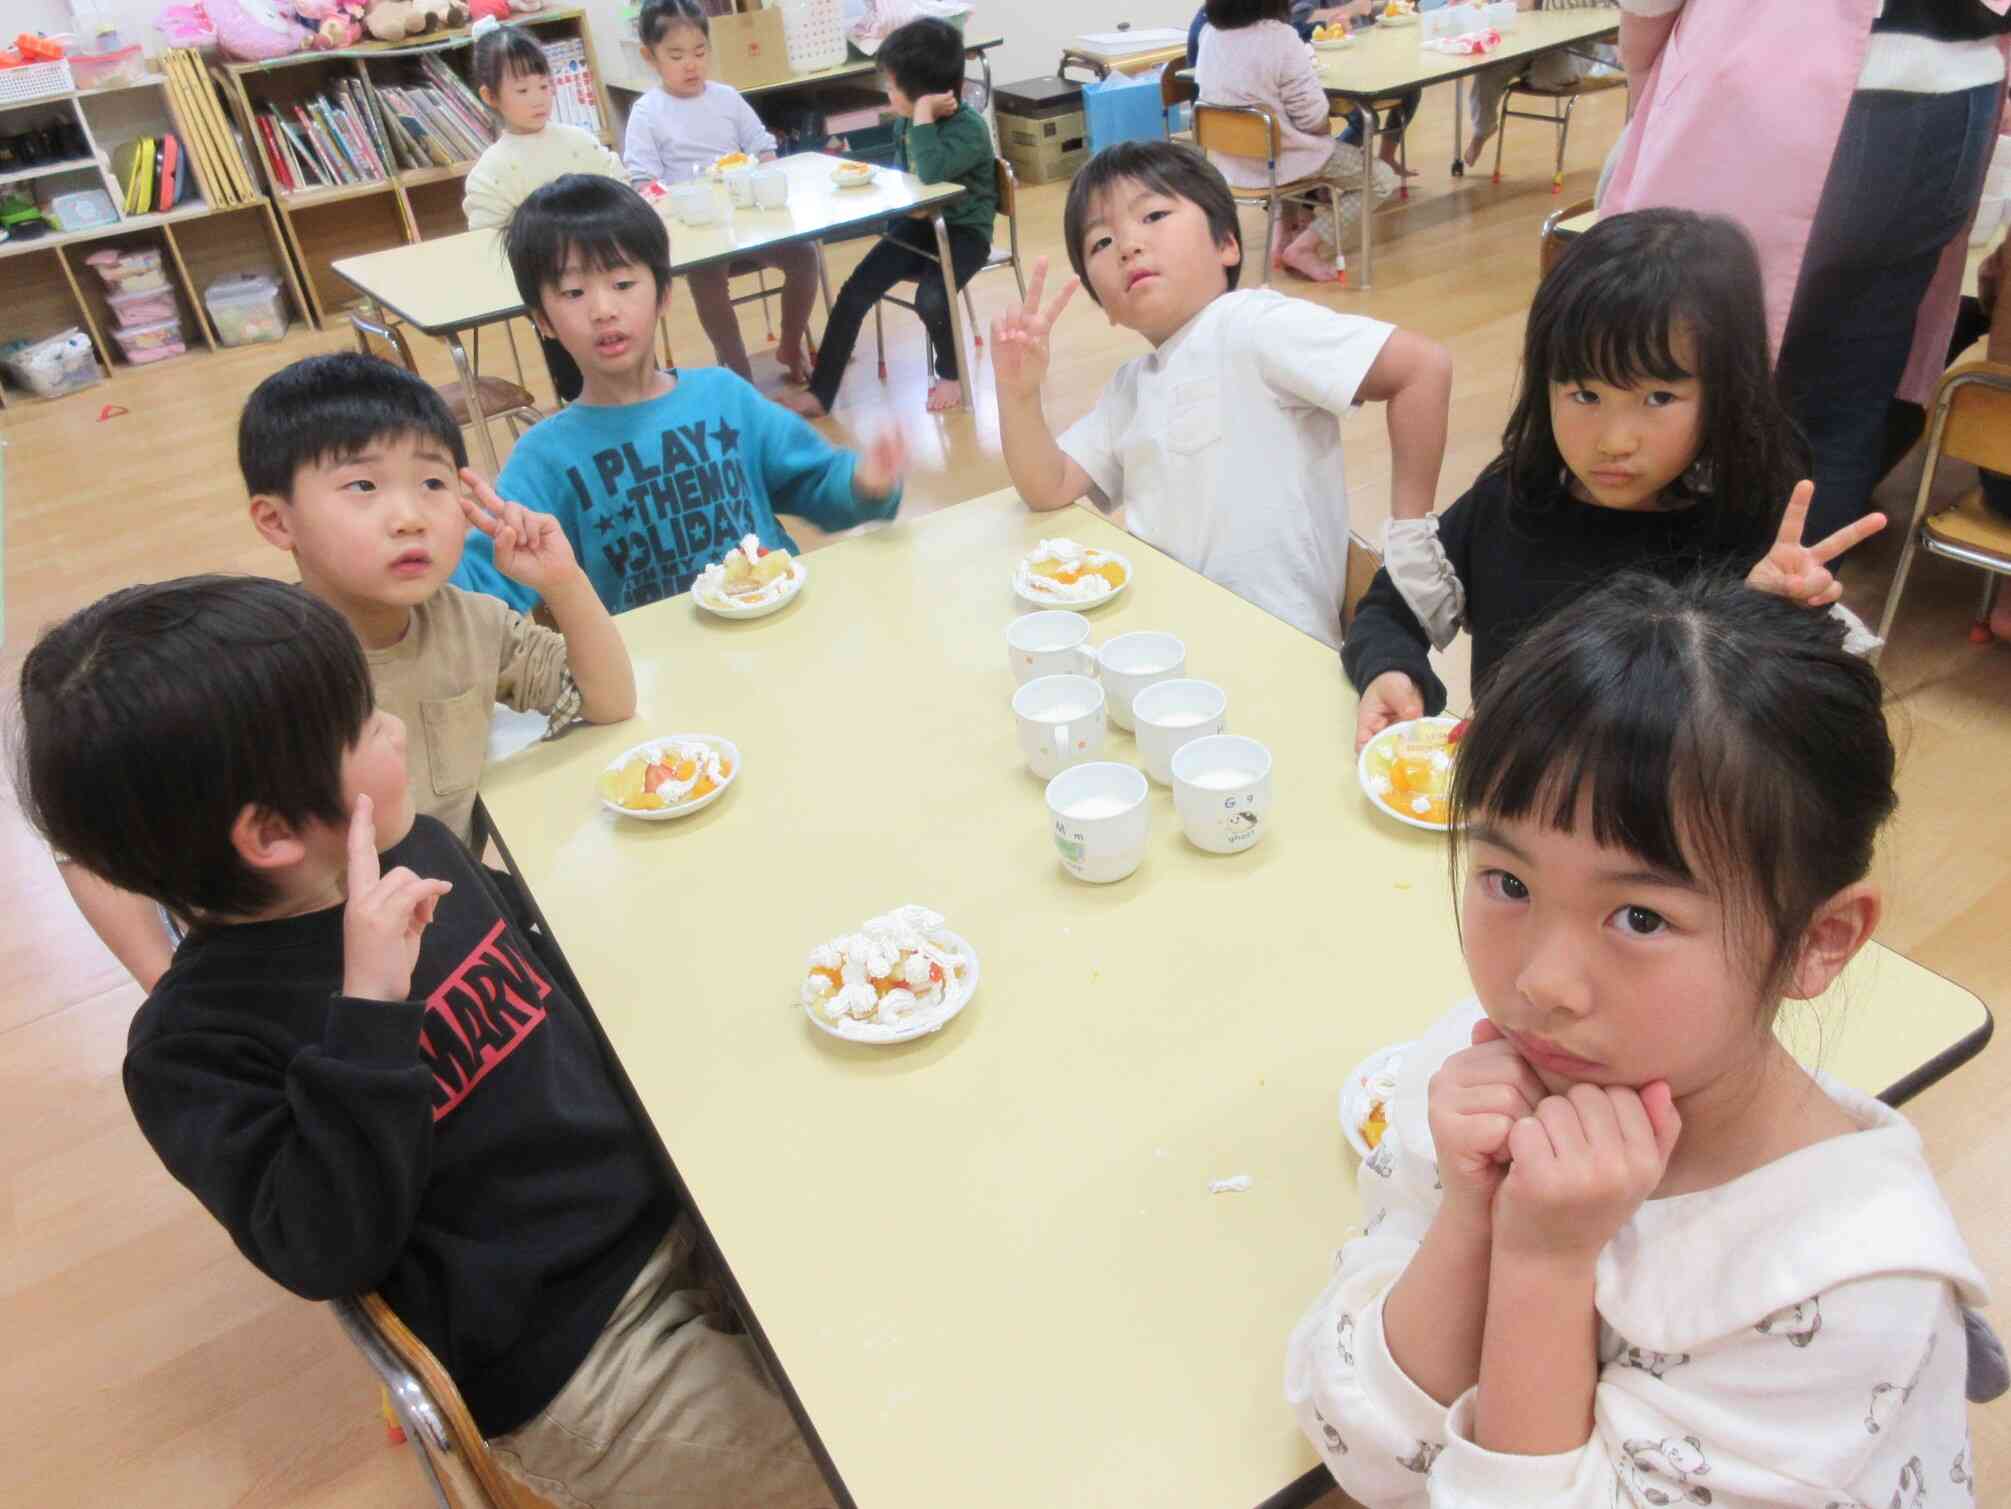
[{"x1": 1058, "y1": 289, "x2": 1393, "y2": 648}]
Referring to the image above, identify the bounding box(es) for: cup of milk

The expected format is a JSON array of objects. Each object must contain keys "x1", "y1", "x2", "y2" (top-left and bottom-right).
[
  {"x1": 1132, "y1": 679, "x2": 1228, "y2": 785},
  {"x1": 1044, "y1": 761, "x2": 1151, "y2": 883},
  {"x1": 1093, "y1": 631, "x2": 1185, "y2": 732},
  {"x1": 1012, "y1": 673, "x2": 1106, "y2": 779},
  {"x1": 1171, "y1": 734, "x2": 1273, "y2": 854}
]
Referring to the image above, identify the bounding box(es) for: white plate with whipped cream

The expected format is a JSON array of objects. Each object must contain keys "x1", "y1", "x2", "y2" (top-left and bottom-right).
[
  {"x1": 1012, "y1": 538, "x2": 1133, "y2": 610},
  {"x1": 1338, "y1": 1039, "x2": 1411, "y2": 1161},
  {"x1": 599, "y1": 734, "x2": 740, "y2": 821},
  {"x1": 801, "y1": 905, "x2": 981, "y2": 1045},
  {"x1": 694, "y1": 535, "x2": 807, "y2": 619}
]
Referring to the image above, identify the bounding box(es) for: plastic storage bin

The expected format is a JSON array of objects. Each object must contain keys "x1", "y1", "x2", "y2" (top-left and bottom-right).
[
  {"x1": 204, "y1": 273, "x2": 288, "y2": 346},
  {"x1": 71, "y1": 46, "x2": 147, "y2": 91},
  {"x1": 110, "y1": 316, "x2": 187, "y2": 364},
  {"x1": 83, "y1": 245, "x2": 168, "y2": 294},
  {"x1": 0, "y1": 327, "x2": 103, "y2": 396},
  {"x1": 106, "y1": 285, "x2": 178, "y2": 328}
]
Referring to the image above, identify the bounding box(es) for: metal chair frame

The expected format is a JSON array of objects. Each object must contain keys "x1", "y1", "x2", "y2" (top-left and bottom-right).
[{"x1": 1193, "y1": 101, "x2": 1346, "y2": 286}]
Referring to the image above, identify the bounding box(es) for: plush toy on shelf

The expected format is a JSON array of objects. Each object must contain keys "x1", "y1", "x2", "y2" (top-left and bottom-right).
[
  {"x1": 361, "y1": 0, "x2": 470, "y2": 43},
  {"x1": 204, "y1": 0, "x2": 305, "y2": 59},
  {"x1": 295, "y1": 0, "x2": 365, "y2": 47}
]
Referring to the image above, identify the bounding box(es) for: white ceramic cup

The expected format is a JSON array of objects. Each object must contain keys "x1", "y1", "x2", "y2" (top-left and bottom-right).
[
  {"x1": 1132, "y1": 679, "x2": 1229, "y2": 785},
  {"x1": 1005, "y1": 610, "x2": 1096, "y2": 684},
  {"x1": 1011, "y1": 673, "x2": 1107, "y2": 779},
  {"x1": 1044, "y1": 761, "x2": 1151, "y2": 883},
  {"x1": 1094, "y1": 631, "x2": 1186, "y2": 732},
  {"x1": 667, "y1": 181, "x2": 717, "y2": 225},
  {"x1": 1171, "y1": 734, "x2": 1273, "y2": 854},
  {"x1": 753, "y1": 167, "x2": 788, "y2": 209},
  {"x1": 724, "y1": 166, "x2": 756, "y2": 207}
]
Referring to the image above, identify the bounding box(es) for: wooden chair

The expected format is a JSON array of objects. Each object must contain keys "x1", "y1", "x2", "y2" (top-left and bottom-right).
[
  {"x1": 1161, "y1": 65, "x2": 1198, "y2": 141},
  {"x1": 1341, "y1": 528, "x2": 1382, "y2": 638},
  {"x1": 350, "y1": 310, "x2": 543, "y2": 453},
  {"x1": 331, "y1": 1293, "x2": 560, "y2": 1509},
  {"x1": 1491, "y1": 71, "x2": 1627, "y2": 193},
  {"x1": 871, "y1": 157, "x2": 1028, "y2": 379},
  {"x1": 1539, "y1": 196, "x2": 1595, "y2": 279},
  {"x1": 1873, "y1": 360, "x2": 2011, "y2": 660},
  {"x1": 1193, "y1": 102, "x2": 1343, "y2": 286}
]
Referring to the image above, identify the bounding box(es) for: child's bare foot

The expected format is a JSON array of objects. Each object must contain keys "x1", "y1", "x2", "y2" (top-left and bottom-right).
[
  {"x1": 1278, "y1": 227, "x2": 1341, "y2": 283},
  {"x1": 926, "y1": 377, "x2": 963, "y2": 412},
  {"x1": 779, "y1": 388, "x2": 827, "y2": 418},
  {"x1": 1463, "y1": 129, "x2": 1492, "y2": 168},
  {"x1": 777, "y1": 343, "x2": 811, "y2": 386},
  {"x1": 1378, "y1": 146, "x2": 1419, "y2": 179}
]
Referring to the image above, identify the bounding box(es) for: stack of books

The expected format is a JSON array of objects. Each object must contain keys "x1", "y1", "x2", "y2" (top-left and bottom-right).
[
  {"x1": 369, "y1": 55, "x2": 499, "y2": 171},
  {"x1": 252, "y1": 81, "x2": 394, "y2": 195},
  {"x1": 541, "y1": 38, "x2": 604, "y2": 134}
]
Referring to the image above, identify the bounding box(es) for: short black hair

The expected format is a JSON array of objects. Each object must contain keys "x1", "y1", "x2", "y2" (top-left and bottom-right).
[
  {"x1": 1204, "y1": 0, "x2": 1292, "y2": 27},
  {"x1": 638, "y1": 0, "x2": 708, "y2": 50},
  {"x1": 505, "y1": 173, "x2": 673, "y2": 313},
  {"x1": 238, "y1": 351, "x2": 466, "y2": 501},
  {"x1": 15, "y1": 576, "x2": 374, "y2": 923},
  {"x1": 471, "y1": 21, "x2": 550, "y2": 97},
  {"x1": 1449, "y1": 571, "x2": 1896, "y2": 998},
  {"x1": 1063, "y1": 141, "x2": 1242, "y2": 304},
  {"x1": 1492, "y1": 208, "x2": 1806, "y2": 547},
  {"x1": 877, "y1": 17, "x2": 966, "y2": 100}
]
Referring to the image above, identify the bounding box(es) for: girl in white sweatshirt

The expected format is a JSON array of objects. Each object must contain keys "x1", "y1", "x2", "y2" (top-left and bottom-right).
[{"x1": 1288, "y1": 571, "x2": 1994, "y2": 1507}]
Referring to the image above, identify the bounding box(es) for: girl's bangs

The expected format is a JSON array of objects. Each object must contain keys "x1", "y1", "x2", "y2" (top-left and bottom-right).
[{"x1": 1541, "y1": 264, "x2": 1694, "y2": 391}]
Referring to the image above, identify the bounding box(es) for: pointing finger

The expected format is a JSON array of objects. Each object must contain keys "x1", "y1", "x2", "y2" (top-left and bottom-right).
[{"x1": 347, "y1": 794, "x2": 380, "y2": 891}]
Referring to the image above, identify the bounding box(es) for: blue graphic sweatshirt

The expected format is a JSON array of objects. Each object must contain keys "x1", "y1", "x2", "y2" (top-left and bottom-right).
[{"x1": 452, "y1": 367, "x2": 902, "y2": 615}]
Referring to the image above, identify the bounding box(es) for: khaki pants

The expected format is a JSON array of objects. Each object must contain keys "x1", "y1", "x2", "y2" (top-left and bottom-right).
[{"x1": 491, "y1": 1217, "x2": 835, "y2": 1509}]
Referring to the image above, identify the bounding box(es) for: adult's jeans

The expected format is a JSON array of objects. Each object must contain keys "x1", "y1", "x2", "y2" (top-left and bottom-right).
[{"x1": 1776, "y1": 81, "x2": 1999, "y2": 543}]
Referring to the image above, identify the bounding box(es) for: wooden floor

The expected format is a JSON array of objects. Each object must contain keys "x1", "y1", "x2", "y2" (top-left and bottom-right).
[{"x1": 4, "y1": 86, "x2": 2006, "y2": 1507}]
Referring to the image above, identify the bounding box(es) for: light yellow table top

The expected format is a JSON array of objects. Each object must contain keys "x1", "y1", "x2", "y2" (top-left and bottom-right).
[
  {"x1": 1062, "y1": 40, "x2": 1193, "y2": 77},
  {"x1": 1314, "y1": 7, "x2": 1619, "y2": 98},
  {"x1": 480, "y1": 489, "x2": 1990, "y2": 1509},
  {"x1": 330, "y1": 153, "x2": 964, "y2": 337}
]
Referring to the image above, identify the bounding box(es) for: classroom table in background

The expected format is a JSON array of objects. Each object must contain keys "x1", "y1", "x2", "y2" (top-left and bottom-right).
[
  {"x1": 1312, "y1": 8, "x2": 1621, "y2": 289},
  {"x1": 1058, "y1": 37, "x2": 1193, "y2": 81},
  {"x1": 479, "y1": 488, "x2": 1992, "y2": 1509},
  {"x1": 600, "y1": 35, "x2": 1006, "y2": 125},
  {"x1": 330, "y1": 152, "x2": 973, "y2": 470}
]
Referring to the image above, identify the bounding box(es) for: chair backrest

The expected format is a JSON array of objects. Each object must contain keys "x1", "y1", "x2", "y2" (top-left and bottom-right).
[
  {"x1": 1929, "y1": 360, "x2": 2011, "y2": 477},
  {"x1": 1539, "y1": 198, "x2": 1594, "y2": 279},
  {"x1": 350, "y1": 308, "x2": 420, "y2": 377},
  {"x1": 1192, "y1": 102, "x2": 1280, "y2": 168},
  {"x1": 1160, "y1": 65, "x2": 1198, "y2": 117},
  {"x1": 331, "y1": 1293, "x2": 531, "y2": 1509},
  {"x1": 994, "y1": 155, "x2": 1021, "y2": 260},
  {"x1": 1341, "y1": 529, "x2": 1381, "y2": 636}
]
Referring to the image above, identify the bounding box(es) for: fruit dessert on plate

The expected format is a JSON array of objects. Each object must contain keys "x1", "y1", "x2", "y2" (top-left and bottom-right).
[
  {"x1": 1014, "y1": 538, "x2": 1129, "y2": 605},
  {"x1": 603, "y1": 737, "x2": 733, "y2": 812},
  {"x1": 1361, "y1": 716, "x2": 1466, "y2": 828},
  {"x1": 1310, "y1": 21, "x2": 1353, "y2": 43},
  {"x1": 832, "y1": 159, "x2": 875, "y2": 187},
  {"x1": 710, "y1": 151, "x2": 754, "y2": 177},
  {"x1": 801, "y1": 905, "x2": 976, "y2": 1037},
  {"x1": 696, "y1": 534, "x2": 798, "y2": 608}
]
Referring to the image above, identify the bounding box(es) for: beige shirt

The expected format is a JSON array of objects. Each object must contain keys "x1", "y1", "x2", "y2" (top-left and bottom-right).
[
  {"x1": 369, "y1": 585, "x2": 575, "y2": 847},
  {"x1": 463, "y1": 123, "x2": 626, "y2": 231}
]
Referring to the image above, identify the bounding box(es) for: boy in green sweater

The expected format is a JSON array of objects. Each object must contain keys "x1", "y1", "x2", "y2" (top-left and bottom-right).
[{"x1": 786, "y1": 17, "x2": 997, "y2": 416}]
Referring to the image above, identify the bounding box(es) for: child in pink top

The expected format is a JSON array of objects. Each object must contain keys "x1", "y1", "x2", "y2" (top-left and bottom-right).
[{"x1": 1195, "y1": 0, "x2": 1396, "y2": 283}]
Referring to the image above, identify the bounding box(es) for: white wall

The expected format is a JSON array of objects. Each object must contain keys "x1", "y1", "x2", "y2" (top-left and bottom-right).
[{"x1": 15, "y1": 0, "x2": 1170, "y2": 100}]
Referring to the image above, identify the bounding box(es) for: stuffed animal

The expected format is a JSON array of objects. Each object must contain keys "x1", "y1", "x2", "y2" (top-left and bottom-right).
[
  {"x1": 295, "y1": 0, "x2": 365, "y2": 47},
  {"x1": 206, "y1": 0, "x2": 307, "y2": 59},
  {"x1": 155, "y1": 3, "x2": 221, "y2": 54},
  {"x1": 467, "y1": 0, "x2": 510, "y2": 21},
  {"x1": 361, "y1": 0, "x2": 468, "y2": 42}
]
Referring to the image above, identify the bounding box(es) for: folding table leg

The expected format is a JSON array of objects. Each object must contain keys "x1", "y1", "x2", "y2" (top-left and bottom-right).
[
  {"x1": 931, "y1": 212, "x2": 975, "y2": 413},
  {"x1": 446, "y1": 328, "x2": 500, "y2": 474}
]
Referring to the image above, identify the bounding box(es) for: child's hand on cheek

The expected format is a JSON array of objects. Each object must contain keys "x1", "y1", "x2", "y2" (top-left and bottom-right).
[
  {"x1": 1491, "y1": 1081, "x2": 1682, "y2": 1267},
  {"x1": 1427, "y1": 1018, "x2": 1551, "y2": 1238},
  {"x1": 1746, "y1": 479, "x2": 1888, "y2": 610},
  {"x1": 461, "y1": 469, "x2": 581, "y2": 592},
  {"x1": 854, "y1": 426, "x2": 909, "y2": 500},
  {"x1": 341, "y1": 795, "x2": 452, "y2": 1003}
]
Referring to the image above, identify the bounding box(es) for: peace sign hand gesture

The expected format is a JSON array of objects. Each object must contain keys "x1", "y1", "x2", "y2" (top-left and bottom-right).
[
  {"x1": 990, "y1": 255, "x2": 1080, "y2": 404},
  {"x1": 1746, "y1": 480, "x2": 1887, "y2": 610}
]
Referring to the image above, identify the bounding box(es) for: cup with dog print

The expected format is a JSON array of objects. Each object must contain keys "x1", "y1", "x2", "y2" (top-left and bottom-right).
[{"x1": 1171, "y1": 734, "x2": 1272, "y2": 854}]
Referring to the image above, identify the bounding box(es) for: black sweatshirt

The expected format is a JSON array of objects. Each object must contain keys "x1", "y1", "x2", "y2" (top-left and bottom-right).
[
  {"x1": 1341, "y1": 469, "x2": 1771, "y2": 714},
  {"x1": 123, "y1": 816, "x2": 674, "y2": 1436}
]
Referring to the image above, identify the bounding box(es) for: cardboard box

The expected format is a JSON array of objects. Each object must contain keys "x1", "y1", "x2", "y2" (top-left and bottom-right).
[
  {"x1": 710, "y1": 9, "x2": 794, "y2": 91},
  {"x1": 1001, "y1": 107, "x2": 1088, "y2": 185}
]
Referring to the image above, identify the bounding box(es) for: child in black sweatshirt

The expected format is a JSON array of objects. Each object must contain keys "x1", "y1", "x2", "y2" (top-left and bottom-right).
[{"x1": 17, "y1": 576, "x2": 831, "y2": 1507}]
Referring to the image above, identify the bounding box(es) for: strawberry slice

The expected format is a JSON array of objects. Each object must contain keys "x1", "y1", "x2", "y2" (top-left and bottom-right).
[{"x1": 756, "y1": 546, "x2": 771, "y2": 557}]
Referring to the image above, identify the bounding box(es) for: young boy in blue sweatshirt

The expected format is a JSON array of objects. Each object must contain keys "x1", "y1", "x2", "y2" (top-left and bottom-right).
[{"x1": 453, "y1": 174, "x2": 906, "y2": 616}]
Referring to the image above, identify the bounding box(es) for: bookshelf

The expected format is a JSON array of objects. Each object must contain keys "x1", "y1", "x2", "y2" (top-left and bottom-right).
[
  {"x1": 220, "y1": 7, "x2": 615, "y2": 326},
  {"x1": 0, "y1": 65, "x2": 305, "y2": 409}
]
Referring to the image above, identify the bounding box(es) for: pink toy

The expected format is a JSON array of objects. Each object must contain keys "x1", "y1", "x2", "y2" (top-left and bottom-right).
[
  {"x1": 206, "y1": 0, "x2": 306, "y2": 59},
  {"x1": 295, "y1": 0, "x2": 365, "y2": 47},
  {"x1": 155, "y1": 2, "x2": 220, "y2": 53},
  {"x1": 467, "y1": 0, "x2": 511, "y2": 21}
]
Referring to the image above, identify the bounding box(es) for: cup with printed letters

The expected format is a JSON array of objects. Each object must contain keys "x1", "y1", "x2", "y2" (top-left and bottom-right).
[
  {"x1": 1172, "y1": 734, "x2": 1273, "y2": 854},
  {"x1": 1045, "y1": 761, "x2": 1150, "y2": 883}
]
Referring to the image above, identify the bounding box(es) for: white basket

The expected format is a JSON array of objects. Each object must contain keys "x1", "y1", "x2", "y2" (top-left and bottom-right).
[
  {"x1": 778, "y1": 0, "x2": 847, "y2": 74},
  {"x1": 0, "y1": 58, "x2": 77, "y2": 105}
]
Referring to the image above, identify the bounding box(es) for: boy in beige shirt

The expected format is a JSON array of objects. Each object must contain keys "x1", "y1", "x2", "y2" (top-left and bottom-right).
[{"x1": 56, "y1": 350, "x2": 635, "y2": 987}]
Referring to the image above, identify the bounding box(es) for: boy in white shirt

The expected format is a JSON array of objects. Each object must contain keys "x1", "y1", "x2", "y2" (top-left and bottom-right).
[{"x1": 994, "y1": 141, "x2": 1451, "y2": 649}]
